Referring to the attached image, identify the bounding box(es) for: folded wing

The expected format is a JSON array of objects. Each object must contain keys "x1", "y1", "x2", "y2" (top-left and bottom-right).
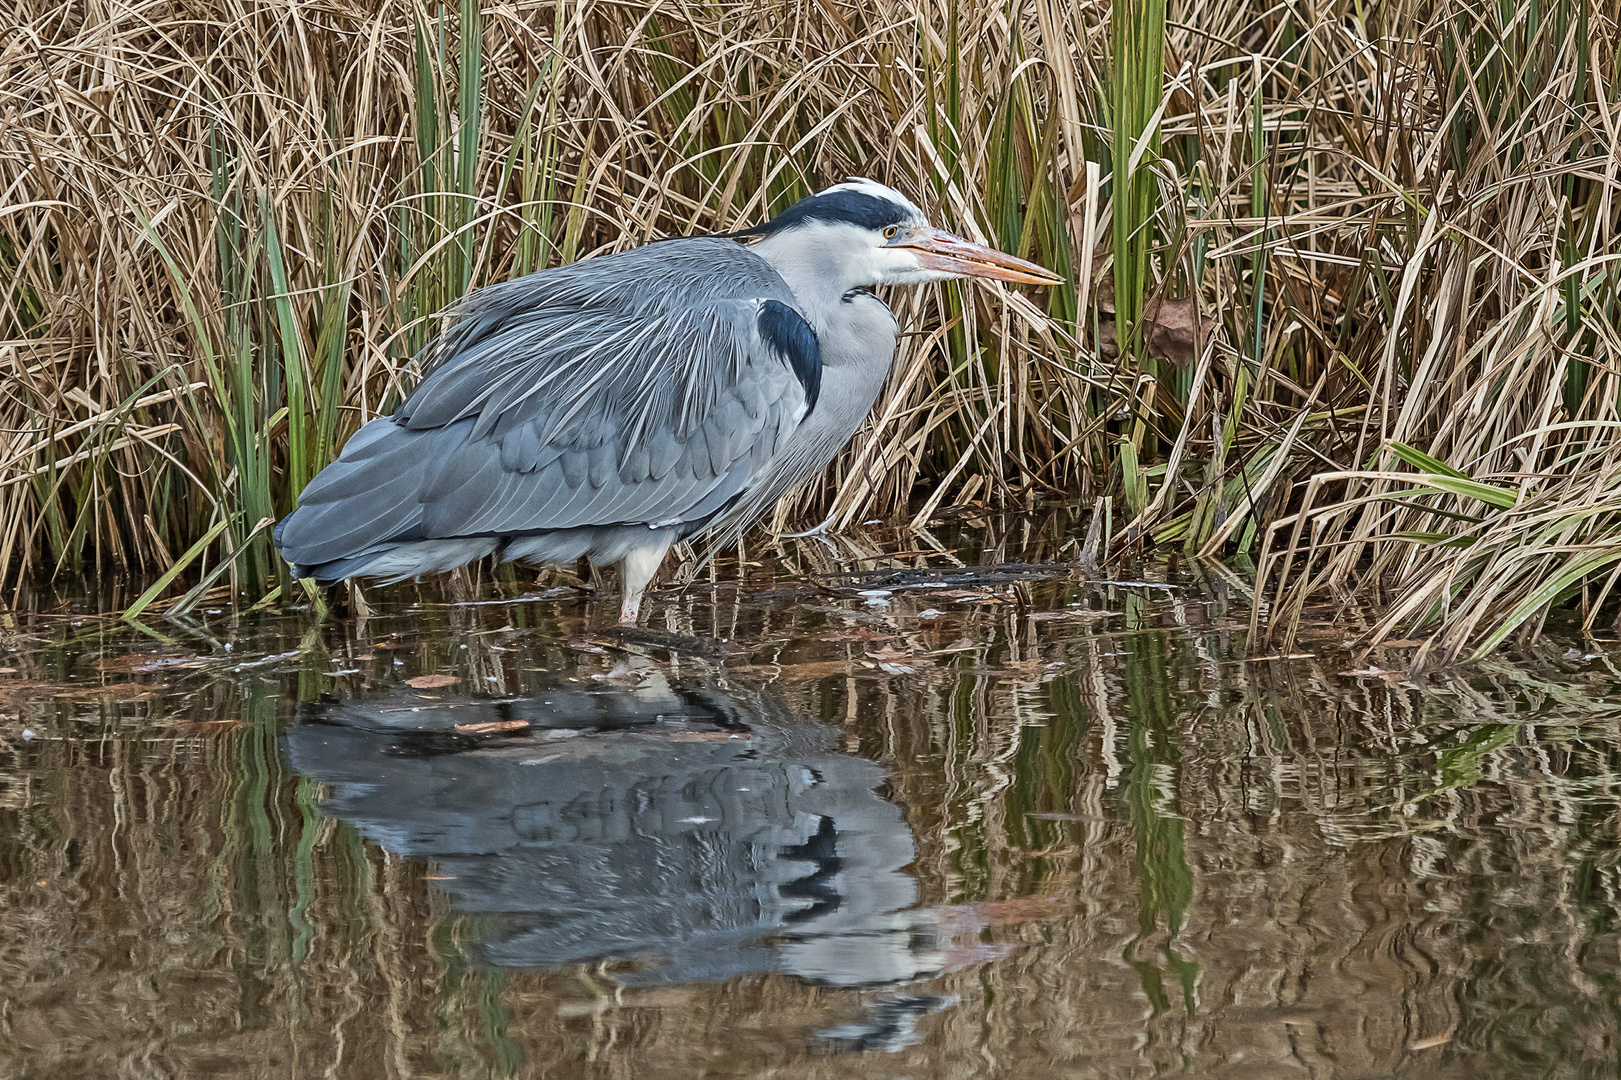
[{"x1": 276, "y1": 238, "x2": 818, "y2": 576}]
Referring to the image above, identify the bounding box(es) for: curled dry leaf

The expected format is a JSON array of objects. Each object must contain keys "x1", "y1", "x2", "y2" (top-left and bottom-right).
[
  {"x1": 454, "y1": 719, "x2": 528, "y2": 734},
  {"x1": 1082, "y1": 269, "x2": 1199, "y2": 367},
  {"x1": 404, "y1": 674, "x2": 460, "y2": 689},
  {"x1": 1141, "y1": 293, "x2": 1201, "y2": 368},
  {"x1": 866, "y1": 643, "x2": 912, "y2": 663},
  {"x1": 93, "y1": 650, "x2": 204, "y2": 673},
  {"x1": 1095, "y1": 315, "x2": 1119, "y2": 359},
  {"x1": 935, "y1": 589, "x2": 1013, "y2": 605}
]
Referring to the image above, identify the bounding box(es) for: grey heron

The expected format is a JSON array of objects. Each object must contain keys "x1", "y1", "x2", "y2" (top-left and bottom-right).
[{"x1": 274, "y1": 179, "x2": 1060, "y2": 623}]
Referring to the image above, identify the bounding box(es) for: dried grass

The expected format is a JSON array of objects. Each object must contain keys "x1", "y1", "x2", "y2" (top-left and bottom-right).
[{"x1": 2, "y1": 0, "x2": 1618, "y2": 657}]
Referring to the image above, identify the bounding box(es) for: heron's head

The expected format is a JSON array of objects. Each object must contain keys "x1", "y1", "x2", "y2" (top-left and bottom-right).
[{"x1": 736, "y1": 179, "x2": 1062, "y2": 297}]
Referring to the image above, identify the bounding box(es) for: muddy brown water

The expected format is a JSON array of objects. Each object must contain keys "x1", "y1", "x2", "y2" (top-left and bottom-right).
[{"x1": 2, "y1": 518, "x2": 1620, "y2": 1078}]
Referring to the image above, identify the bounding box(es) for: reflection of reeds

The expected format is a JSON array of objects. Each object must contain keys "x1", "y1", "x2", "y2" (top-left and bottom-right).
[
  {"x1": 6, "y1": 586, "x2": 1621, "y2": 1074},
  {"x1": 2, "y1": 2, "x2": 1618, "y2": 654}
]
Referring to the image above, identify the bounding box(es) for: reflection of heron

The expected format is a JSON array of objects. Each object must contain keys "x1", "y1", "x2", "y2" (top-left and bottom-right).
[
  {"x1": 274, "y1": 180, "x2": 1059, "y2": 623},
  {"x1": 283, "y1": 666, "x2": 941, "y2": 985}
]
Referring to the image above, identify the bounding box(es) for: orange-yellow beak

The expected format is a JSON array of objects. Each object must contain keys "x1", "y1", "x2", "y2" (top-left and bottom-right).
[{"x1": 901, "y1": 228, "x2": 1063, "y2": 285}]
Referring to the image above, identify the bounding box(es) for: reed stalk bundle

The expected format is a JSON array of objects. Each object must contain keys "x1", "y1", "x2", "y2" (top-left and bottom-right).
[{"x1": 1, "y1": 0, "x2": 1616, "y2": 657}]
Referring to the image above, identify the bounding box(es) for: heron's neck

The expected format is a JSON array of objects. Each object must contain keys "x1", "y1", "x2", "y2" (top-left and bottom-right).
[{"x1": 749, "y1": 228, "x2": 868, "y2": 321}]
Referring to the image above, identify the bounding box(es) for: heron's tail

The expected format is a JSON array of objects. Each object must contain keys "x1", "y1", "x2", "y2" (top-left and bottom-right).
[{"x1": 275, "y1": 417, "x2": 462, "y2": 583}]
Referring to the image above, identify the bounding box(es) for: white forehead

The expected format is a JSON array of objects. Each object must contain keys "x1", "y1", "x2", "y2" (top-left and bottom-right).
[{"x1": 817, "y1": 178, "x2": 925, "y2": 220}]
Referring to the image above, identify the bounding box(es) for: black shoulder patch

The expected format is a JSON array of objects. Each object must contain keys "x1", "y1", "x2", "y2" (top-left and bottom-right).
[{"x1": 758, "y1": 299, "x2": 821, "y2": 414}]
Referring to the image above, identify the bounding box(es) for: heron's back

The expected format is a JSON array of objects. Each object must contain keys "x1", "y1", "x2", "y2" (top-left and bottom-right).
[{"x1": 275, "y1": 237, "x2": 825, "y2": 584}]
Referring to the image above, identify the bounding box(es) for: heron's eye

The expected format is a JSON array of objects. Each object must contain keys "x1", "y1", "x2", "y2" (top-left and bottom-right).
[{"x1": 883, "y1": 225, "x2": 899, "y2": 240}]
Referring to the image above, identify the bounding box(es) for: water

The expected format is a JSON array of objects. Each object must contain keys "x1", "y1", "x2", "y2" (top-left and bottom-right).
[{"x1": 3, "y1": 519, "x2": 1621, "y2": 1078}]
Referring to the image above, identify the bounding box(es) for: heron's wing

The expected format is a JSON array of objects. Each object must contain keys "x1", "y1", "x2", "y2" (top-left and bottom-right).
[
  {"x1": 408, "y1": 296, "x2": 811, "y2": 540},
  {"x1": 279, "y1": 239, "x2": 818, "y2": 566}
]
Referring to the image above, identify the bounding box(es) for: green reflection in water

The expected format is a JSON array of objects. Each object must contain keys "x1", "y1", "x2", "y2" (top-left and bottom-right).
[
  {"x1": 1437, "y1": 723, "x2": 1517, "y2": 791},
  {"x1": 478, "y1": 970, "x2": 523, "y2": 1078},
  {"x1": 1009, "y1": 671, "x2": 1081, "y2": 884},
  {"x1": 227, "y1": 682, "x2": 291, "y2": 1025},
  {"x1": 290, "y1": 775, "x2": 318, "y2": 964},
  {"x1": 945, "y1": 668, "x2": 993, "y2": 902},
  {"x1": 1120, "y1": 630, "x2": 1198, "y2": 1024}
]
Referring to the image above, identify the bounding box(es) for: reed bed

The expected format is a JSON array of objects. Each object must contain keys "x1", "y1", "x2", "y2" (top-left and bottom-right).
[{"x1": 1, "y1": 0, "x2": 1617, "y2": 658}]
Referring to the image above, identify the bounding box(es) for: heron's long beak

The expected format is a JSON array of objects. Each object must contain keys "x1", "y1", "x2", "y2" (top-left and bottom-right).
[{"x1": 901, "y1": 228, "x2": 1064, "y2": 285}]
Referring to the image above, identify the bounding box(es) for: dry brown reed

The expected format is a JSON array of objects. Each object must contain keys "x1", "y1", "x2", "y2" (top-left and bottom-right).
[{"x1": 1, "y1": 0, "x2": 1618, "y2": 657}]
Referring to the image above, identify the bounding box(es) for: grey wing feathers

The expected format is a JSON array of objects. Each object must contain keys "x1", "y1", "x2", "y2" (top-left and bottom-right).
[{"x1": 276, "y1": 238, "x2": 813, "y2": 573}]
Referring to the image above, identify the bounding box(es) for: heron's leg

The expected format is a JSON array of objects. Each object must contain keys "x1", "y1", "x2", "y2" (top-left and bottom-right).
[{"x1": 617, "y1": 545, "x2": 667, "y2": 625}]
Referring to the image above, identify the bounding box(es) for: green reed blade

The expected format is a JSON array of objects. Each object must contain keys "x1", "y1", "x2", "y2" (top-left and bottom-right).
[
  {"x1": 262, "y1": 198, "x2": 307, "y2": 498},
  {"x1": 122, "y1": 515, "x2": 233, "y2": 621},
  {"x1": 456, "y1": 0, "x2": 482, "y2": 295}
]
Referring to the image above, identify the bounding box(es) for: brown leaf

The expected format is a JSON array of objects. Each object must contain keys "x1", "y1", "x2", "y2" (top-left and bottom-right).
[
  {"x1": 93, "y1": 650, "x2": 198, "y2": 673},
  {"x1": 404, "y1": 674, "x2": 460, "y2": 689},
  {"x1": 935, "y1": 589, "x2": 1013, "y2": 604},
  {"x1": 867, "y1": 641, "x2": 921, "y2": 674},
  {"x1": 1095, "y1": 314, "x2": 1119, "y2": 359},
  {"x1": 454, "y1": 718, "x2": 528, "y2": 734},
  {"x1": 1142, "y1": 293, "x2": 1201, "y2": 368},
  {"x1": 667, "y1": 731, "x2": 746, "y2": 743},
  {"x1": 1092, "y1": 265, "x2": 1115, "y2": 313}
]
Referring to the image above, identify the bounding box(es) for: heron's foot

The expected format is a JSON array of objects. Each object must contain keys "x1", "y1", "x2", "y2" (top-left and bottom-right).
[
  {"x1": 617, "y1": 600, "x2": 640, "y2": 626},
  {"x1": 783, "y1": 517, "x2": 837, "y2": 539}
]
